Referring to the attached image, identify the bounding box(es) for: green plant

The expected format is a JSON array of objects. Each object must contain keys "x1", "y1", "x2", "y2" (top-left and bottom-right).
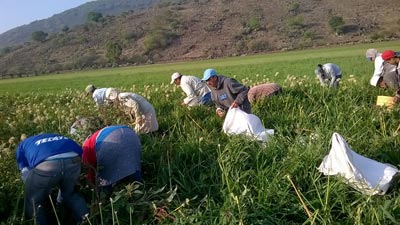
[
  {"x1": 105, "y1": 41, "x2": 123, "y2": 64},
  {"x1": 329, "y1": 16, "x2": 345, "y2": 35},
  {"x1": 31, "y1": 31, "x2": 48, "y2": 42},
  {"x1": 87, "y1": 12, "x2": 104, "y2": 23}
]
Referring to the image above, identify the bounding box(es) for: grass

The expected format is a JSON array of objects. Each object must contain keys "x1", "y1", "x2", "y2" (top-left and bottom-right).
[{"x1": 0, "y1": 40, "x2": 400, "y2": 224}]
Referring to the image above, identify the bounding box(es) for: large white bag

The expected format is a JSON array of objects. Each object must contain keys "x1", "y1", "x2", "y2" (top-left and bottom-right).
[
  {"x1": 222, "y1": 108, "x2": 274, "y2": 142},
  {"x1": 318, "y1": 132, "x2": 399, "y2": 195}
]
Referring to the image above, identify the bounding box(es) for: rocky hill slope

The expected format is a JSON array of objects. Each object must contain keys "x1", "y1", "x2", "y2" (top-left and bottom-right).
[
  {"x1": 0, "y1": 0, "x2": 399, "y2": 77},
  {"x1": 0, "y1": 0, "x2": 159, "y2": 48}
]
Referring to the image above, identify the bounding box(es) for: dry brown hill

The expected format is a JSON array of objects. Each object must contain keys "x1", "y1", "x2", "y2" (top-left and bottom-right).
[{"x1": 1, "y1": 0, "x2": 399, "y2": 77}]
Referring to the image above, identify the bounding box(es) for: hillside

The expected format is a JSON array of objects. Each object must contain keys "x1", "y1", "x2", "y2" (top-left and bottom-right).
[
  {"x1": 0, "y1": 0, "x2": 399, "y2": 77},
  {"x1": 0, "y1": 0, "x2": 160, "y2": 48}
]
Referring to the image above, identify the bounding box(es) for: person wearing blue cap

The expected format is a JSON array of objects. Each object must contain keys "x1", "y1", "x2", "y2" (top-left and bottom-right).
[{"x1": 201, "y1": 68, "x2": 251, "y2": 118}]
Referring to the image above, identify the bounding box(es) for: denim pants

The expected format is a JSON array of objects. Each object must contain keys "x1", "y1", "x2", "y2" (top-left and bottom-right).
[
  {"x1": 24, "y1": 156, "x2": 88, "y2": 225},
  {"x1": 200, "y1": 92, "x2": 212, "y2": 105}
]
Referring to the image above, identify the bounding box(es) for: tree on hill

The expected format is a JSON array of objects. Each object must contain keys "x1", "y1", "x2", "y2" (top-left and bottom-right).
[
  {"x1": 329, "y1": 16, "x2": 345, "y2": 35},
  {"x1": 31, "y1": 31, "x2": 48, "y2": 42},
  {"x1": 87, "y1": 11, "x2": 104, "y2": 23},
  {"x1": 106, "y1": 41, "x2": 123, "y2": 64}
]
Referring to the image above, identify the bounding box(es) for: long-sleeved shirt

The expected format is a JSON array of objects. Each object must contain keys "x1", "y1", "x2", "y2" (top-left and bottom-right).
[
  {"x1": 16, "y1": 133, "x2": 82, "y2": 170},
  {"x1": 179, "y1": 75, "x2": 210, "y2": 106},
  {"x1": 210, "y1": 75, "x2": 251, "y2": 113},
  {"x1": 92, "y1": 88, "x2": 108, "y2": 106},
  {"x1": 317, "y1": 63, "x2": 342, "y2": 88},
  {"x1": 118, "y1": 92, "x2": 158, "y2": 133}
]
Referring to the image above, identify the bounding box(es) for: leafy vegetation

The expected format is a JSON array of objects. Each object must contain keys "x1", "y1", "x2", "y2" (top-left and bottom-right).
[
  {"x1": 31, "y1": 31, "x2": 48, "y2": 42},
  {"x1": 329, "y1": 16, "x2": 345, "y2": 35},
  {"x1": 106, "y1": 41, "x2": 123, "y2": 63},
  {"x1": 0, "y1": 41, "x2": 400, "y2": 224},
  {"x1": 87, "y1": 12, "x2": 104, "y2": 23}
]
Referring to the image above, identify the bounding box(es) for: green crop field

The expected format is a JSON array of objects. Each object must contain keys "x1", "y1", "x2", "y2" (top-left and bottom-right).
[{"x1": 1, "y1": 40, "x2": 400, "y2": 224}]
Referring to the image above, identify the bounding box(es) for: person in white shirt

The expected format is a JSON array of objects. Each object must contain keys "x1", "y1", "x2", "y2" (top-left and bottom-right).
[
  {"x1": 170, "y1": 72, "x2": 212, "y2": 107},
  {"x1": 85, "y1": 84, "x2": 117, "y2": 107},
  {"x1": 314, "y1": 63, "x2": 342, "y2": 88},
  {"x1": 365, "y1": 49, "x2": 398, "y2": 89},
  {"x1": 105, "y1": 88, "x2": 159, "y2": 134}
]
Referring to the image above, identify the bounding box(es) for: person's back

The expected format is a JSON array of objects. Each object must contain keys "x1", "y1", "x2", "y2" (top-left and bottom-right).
[
  {"x1": 16, "y1": 134, "x2": 87, "y2": 225},
  {"x1": 118, "y1": 92, "x2": 159, "y2": 133},
  {"x1": 248, "y1": 83, "x2": 282, "y2": 104},
  {"x1": 82, "y1": 125, "x2": 142, "y2": 187}
]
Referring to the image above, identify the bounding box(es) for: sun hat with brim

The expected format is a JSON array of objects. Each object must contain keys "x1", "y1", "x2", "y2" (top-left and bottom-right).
[
  {"x1": 202, "y1": 68, "x2": 217, "y2": 81},
  {"x1": 381, "y1": 50, "x2": 400, "y2": 61},
  {"x1": 170, "y1": 72, "x2": 181, "y2": 84}
]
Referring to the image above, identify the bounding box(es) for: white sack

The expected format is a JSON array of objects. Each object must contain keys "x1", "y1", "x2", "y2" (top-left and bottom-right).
[
  {"x1": 318, "y1": 132, "x2": 399, "y2": 195},
  {"x1": 222, "y1": 108, "x2": 274, "y2": 142}
]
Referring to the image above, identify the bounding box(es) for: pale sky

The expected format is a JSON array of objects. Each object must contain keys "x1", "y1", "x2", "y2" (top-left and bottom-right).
[{"x1": 0, "y1": 0, "x2": 96, "y2": 34}]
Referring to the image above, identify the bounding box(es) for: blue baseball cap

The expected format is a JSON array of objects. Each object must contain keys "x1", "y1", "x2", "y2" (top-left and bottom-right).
[{"x1": 202, "y1": 68, "x2": 217, "y2": 81}]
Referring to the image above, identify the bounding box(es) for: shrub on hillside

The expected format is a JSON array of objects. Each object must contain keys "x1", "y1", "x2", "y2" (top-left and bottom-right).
[
  {"x1": 87, "y1": 11, "x2": 104, "y2": 23},
  {"x1": 105, "y1": 41, "x2": 123, "y2": 64},
  {"x1": 329, "y1": 16, "x2": 345, "y2": 35},
  {"x1": 31, "y1": 31, "x2": 48, "y2": 43}
]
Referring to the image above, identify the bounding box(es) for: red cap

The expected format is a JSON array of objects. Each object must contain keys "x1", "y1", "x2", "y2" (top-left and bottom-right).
[{"x1": 381, "y1": 50, "x2": 396, "y2": 61}]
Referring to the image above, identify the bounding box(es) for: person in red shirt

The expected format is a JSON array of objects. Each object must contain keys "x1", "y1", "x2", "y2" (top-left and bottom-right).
[{"x1": 82, "y1": 125, "x2": 142, "y2": 193}]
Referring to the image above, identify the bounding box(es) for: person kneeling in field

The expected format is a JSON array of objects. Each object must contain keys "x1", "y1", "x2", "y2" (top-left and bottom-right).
[
  {"x1": 365, "y1": 48, "x2": 398, "y2": 89},
  {"x1": 314, "y1": 63, "x2": 342, "y2": 88},
  {"x1": 247, "y1": 83, "x2": 282, "y2": 104},
  {"x1": 170, "y1": 72, "x2": 212, "y2": 107},
  {"x1": 105, "y1": 88, "x2": 159, "y2": 134},
  {"x1": 16, "y1": 133, "x2": 88, "y2": 225},
  {"x1": 201, "y1": 68, "x2": 251, "y2": 118},
  {"x1": 381, "y1": 50, "x2": 400, "y2": 90}
]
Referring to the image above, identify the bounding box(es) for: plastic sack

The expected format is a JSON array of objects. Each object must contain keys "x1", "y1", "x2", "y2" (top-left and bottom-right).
[
  {"x1": 318, "y1": 132, "x2": 399, "y2": 195},
  {"x1": 222, "y1": 108, "x2": 274, "y2": 142}
]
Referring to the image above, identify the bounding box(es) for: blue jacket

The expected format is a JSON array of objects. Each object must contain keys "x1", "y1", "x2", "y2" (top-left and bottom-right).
[{"x1": 16, "y1": 133, "x2": 82, "y2": 170}]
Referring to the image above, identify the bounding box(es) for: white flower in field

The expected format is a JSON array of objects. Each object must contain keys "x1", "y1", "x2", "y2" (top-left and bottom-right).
[
  {"x1": 310, "y1": 133, "x2": 318, "y2": 141},
  {"x1": 8, "y1": 137, "x2": 16, "y2": 144},
  {"x1": 20, "y1": 134, "x2": 27, "y2": 141}
]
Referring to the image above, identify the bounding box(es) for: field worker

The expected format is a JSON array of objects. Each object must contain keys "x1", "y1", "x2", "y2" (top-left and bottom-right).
[
  {"x1": 170, "y1": 72, "x2": 212, "y2": 106},
  {"x1": 106, "y1": 88, "x2": 159, "y2": 134},
  {"x1": 16, "y1": 133, "x2": 88, "y2": 225},
  {"x1": 314, "y1": 63, "x2": 342, "y2": 88},
  {"x1": 381, "y1": 50, "x2": 400, "y2": 90},
  {"x1": 85, "y1": 84, "x2": 118, "y2": 107},
  {"x1": 247, "y1": 83, "x2": 282, "y2": 104},
  {"x1": 365, "y1": 49, "x2": 397, "y2": 88},
  {"x1": 201, "y1": 68, "x2": 251, "y2": 118},
  {"x1": 81, "y1": 125, "x2": 142, "y2": 194}
]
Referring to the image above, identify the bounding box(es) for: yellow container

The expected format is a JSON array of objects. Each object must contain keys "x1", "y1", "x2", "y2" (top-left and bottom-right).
[{"x1": 376, "y1": 96, "x2": 394, "y2": 109}]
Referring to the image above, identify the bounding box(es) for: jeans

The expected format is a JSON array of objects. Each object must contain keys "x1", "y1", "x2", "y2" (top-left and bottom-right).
[
  {"x1": 200, "y1": 92, "x2": 212, "y2": 105},
  {"x1": 24, "y1": 156, "x2": 88, "y2": 225}
]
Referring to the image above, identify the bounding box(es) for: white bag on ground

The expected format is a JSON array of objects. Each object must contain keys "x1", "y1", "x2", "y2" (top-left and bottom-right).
[
  {"x1": 318, "y1": 132, "x2": 399, "y2": 195},
  {"x1": 222, "y1": 108, "x2": 274, "y2": 142}
]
